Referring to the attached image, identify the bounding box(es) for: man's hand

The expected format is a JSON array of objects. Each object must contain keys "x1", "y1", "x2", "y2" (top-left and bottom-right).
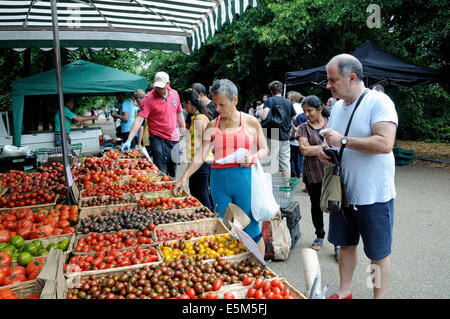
[
  {"x1": 121, "y1": 139, "x2": 132, "y2": 152},
  {"x1": 173, "y1": 177, "x2": 187, "y2": 196},
  {"x1": 317, "y1": 144, "x2": 333, "y2": 165},
  {"x1": 93, "y1": 115, "x2": 99, "y2": 120},
  {"x1": 322, "y1": 129, "x2": 344, "y2": 147}
]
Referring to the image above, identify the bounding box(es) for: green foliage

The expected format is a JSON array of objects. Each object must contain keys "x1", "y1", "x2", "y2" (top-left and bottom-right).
[{"x1": 0, "y1": 0, "x2": 448, "y2": 142}]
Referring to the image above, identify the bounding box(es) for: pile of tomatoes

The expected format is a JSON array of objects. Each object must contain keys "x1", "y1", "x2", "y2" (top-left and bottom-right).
[
  {"x1": 155, "y1": 229, "x2": 210, "y2": 242},
  {"x1": 65, "y1": 245, "x2": 159, "y2": 273},
  {"x1": 74, "y1": 230, "x2": 155, "y2": 253},
  {"x1": 0, "y1": 163, "x2": 68, "y2": 208},
  {"x1": 244, "y1": 277, "x2": 295, "y2": 299},
  {"x1": 0, "y1": 205, "x2": 78, "y2": 242},
  {"x1": 137, "y1": 196, "x2": 201, "y2": 211},
  {"x1": 0, "y1": 253, "x2": 45, "y2": 287},
  {"x1": 0, "y1": 288, "x2": 40, "y2": 299},
  {"x1": 81, "y1": 195, "x2": 135, "y2": 208},
  {"x1": 81, "y1": 181, "x2": 174, "y2": 198},
  {"x1": 66, "y1": 255, "x2": 274, "y2": 299}
]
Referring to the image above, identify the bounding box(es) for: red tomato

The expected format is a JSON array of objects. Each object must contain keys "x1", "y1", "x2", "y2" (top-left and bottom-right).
[
  {"x1": 254, "y1": 289, "x2": 265, "y2": 299},
  {"x1": 223, "y1": 292, "x2": 235, "y2": 299},
  {"x1": 186, "y1": 288, "x2": 196, "y2": 298},
  {"x1": 242, "y1": 276, "x2": 253, "y2": 286},
  {"x1": 212, "y1": 279, "x2": 222, "y2": 291},
  {"x1": 253, "y1": 277, "x2": 264, "y2": 289},
  {"x1": 262, "y1": 281, "x2": 271, "y2": 292},
  {"x1": 9, "y1": 265, "x2": 26, "y2": 278},
  {"x1": 207, "y1": 292, "x2": 218, "y2": 299},
  {"x1": 0, "y1": 253, "x2": 11, "y2": 267},
  {"x1": 0, "y1": 288, "x2": 18, "y2": 299},
  {"x1": 3, "y1": 274, "x2": 26, "y2": 286},
  {"x1": 247, "y1": 288, "x2": 256, "y2": 298},
  {"x1": 0, "y1": 271, "x2": 6, "y2": 286}
]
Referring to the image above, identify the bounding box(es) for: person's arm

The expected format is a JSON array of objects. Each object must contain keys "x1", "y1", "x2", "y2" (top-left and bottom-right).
[
  {"x1": 125, "y1": 115, "x2": 145, "y2": 141},
  {"x1": 137, "y1": 126, "x2": 144, "y2": 148},
  {"x1": 177, "y1": 111, "x2": 186, "y2": 136},
  {"x1": 299, "y1": 136, "x2": 322, "y2": 157},
  {"x1": 260, "y1": 107, "x2": 270, "y2": 121},
  {"x1": 72, "y1": 114, "x2": 98, "y2": 123},
  {"x1": 173, "y1": 120, "x2": 215, "y2": 195},
  {"x1": 112, "y1": 111, "x2": 129, "y2": 122},
  {"x1": 322, "y1": 121, "x2": 397, "y2": 154}
]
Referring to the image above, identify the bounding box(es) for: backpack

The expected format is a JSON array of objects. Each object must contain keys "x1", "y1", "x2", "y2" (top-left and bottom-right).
[{"x1": 261, "y1": 97, "x2": 290, "y2": 132}]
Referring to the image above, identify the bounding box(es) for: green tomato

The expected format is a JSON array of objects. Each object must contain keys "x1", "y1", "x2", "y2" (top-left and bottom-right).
[
  {"x1": 23, "y1": 243, "x2": 38, "y2": 256},
  {"x1": 46, "y1": 243, "x2": 59, "y2": 251},
  {"x1": 32, "y1": 240, "x2": 43, "y2": 251},
  {"x1": 36, "y1": 249, "x2": 48, "y2": 256},
  {"x1": 0, "y1": 243, "x2": 7, "y2": 249},
  {"x1": 58, "y1": 239, "x2": 70, "y2": 251},
  {"x1": 17, "y1": 252, "x2": 33, "y2": 266},
  {"x1": 10, "y1": 235, "x2": 25, "y2": 249}
]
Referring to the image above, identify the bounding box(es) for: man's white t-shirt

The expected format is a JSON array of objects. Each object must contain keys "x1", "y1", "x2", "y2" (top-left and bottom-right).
[
  {"x1": 290, "y1": 102, "x2": 304, "y2": 147},
  {"x1": 327, "y1": 89, "x2": 398, "y2": 205}
]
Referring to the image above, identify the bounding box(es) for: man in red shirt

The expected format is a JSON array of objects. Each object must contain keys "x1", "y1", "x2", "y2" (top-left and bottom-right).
[{"x1": 122, "y1": 71, "x2": 186, "y2": 177}]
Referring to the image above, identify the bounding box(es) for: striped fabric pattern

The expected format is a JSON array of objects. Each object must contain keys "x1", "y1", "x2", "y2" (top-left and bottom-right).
[{"x1": 0, "y1": 0, "x2": 258, "y2": 54}]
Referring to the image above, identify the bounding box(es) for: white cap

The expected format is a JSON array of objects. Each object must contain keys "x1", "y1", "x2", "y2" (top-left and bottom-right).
[{"x1": 153, "y1": 71, "x2": 170, "y2": 88}]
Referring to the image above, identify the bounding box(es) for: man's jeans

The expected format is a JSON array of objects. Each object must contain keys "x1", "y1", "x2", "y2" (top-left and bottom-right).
[{"x1": 149, "y1": 135, "x2": 180, "y2": 177}]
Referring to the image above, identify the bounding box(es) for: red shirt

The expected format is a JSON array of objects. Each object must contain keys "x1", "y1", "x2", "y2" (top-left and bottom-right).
[
  {"x1": 212, "y1": 112, "x2": 254, "y2": 169},
  {"x1": 138, "y1": 87, "x2": 182, "y2": 141}
]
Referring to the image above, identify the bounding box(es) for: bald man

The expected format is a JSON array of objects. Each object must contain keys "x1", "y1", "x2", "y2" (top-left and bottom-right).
[{"x1": 319, "y1": 54, "x2": 398, "y2": 299}]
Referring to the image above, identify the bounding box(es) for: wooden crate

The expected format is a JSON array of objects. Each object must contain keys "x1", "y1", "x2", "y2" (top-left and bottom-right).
[{"x1": 153, "y1": 218, "x2": 230, "y2": 243}]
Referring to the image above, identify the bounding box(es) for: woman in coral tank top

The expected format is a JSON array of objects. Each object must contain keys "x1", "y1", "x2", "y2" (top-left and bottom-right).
[{"x1": 174, "y1": 79, "x2": 269, "y2": 256}]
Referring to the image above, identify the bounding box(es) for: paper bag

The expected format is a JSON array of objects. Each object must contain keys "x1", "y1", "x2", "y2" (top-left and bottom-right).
[
  {"x1": 222, "y1": 203, "x2": 250, "y2": 231},
  {"x1": 265, "y1": 212, "x2": 291, "y2": 260}
]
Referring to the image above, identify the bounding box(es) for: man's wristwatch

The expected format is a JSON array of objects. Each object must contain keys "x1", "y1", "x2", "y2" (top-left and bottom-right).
[{"x1": 341, "y1": 136, "x2": 348, "y2": 146}]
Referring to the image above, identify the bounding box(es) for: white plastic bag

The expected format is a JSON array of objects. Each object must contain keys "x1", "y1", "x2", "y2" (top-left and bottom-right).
[
  {"x1": 272, "y1": 213, "x2": 291, "y2": 260},
  {"x1": 0, "y1": 145, "x2": 31, "y2": 158},
  {"x1": 251, "y1": 159, "x2": 279, "y2": 222}
]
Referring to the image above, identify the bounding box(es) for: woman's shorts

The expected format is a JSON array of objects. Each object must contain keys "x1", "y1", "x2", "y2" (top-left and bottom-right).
[{"x1": 210, "y1": 166, "x2": 262, "y2": 243}]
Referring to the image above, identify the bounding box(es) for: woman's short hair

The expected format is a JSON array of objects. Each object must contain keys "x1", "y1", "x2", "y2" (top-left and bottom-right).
[{"x1": 209, "y1": 79, "x2": 238, "y2": 101}]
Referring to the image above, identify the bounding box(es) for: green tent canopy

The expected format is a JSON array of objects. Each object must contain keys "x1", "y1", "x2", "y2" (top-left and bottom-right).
[{"x1": 11, "y1": 59, "x2": 148, "y2": 146}]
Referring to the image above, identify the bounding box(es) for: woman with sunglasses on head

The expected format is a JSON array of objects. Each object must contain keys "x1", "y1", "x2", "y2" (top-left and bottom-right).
[{"x1": 179, "y1": 88, "x2": 214, "y2": 212}]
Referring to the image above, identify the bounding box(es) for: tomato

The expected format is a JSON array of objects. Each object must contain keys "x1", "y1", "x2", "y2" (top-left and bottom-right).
[
  {"x1": 254, "y1": 289, "x2": 265, "y2": 299},
  {"x1": 27, "y1": 269, "x2": 41, "y2": 280},
  {"x1": 0, "y1": 271, "x2": 6, "y2": 286},
  {"x1": 9, "y1": 265, "x2": 26, "y2": 278},
  {"x1": 262, "y1": 281, "x2": 271, "y2": 292},
  {"x1": 0, "y1": 230, "x2": 10, "y2": 243},
  {"x1": 0, "y1": 266, "x2": 9, "y2": 277},
  {"x1": 253, "y1": 277, "x2": 264, "y2": 289},
  {"x1": 26, "y1": 257, "x2": 45, "y2": 276},
  {"x1": 242, "y1": 277, "x2": 253, "y2": 286},
  {"x1": 34, "y1": 210, "x2": 48, "y2": 223},
  {"x1": 212, "y1": 279, "x2": 222, "y2": 291},
  {"x1": 186, "y1": 288, "x2": 196, "y2": 298},
  {"x1": 0, "y1": 252, "x2": 11, "y2": 267},
  {"x1": 247, "y1": 288, "x2": 256, "y2": 298},
  {"x1": 178, "y1": 294, "x2": 190, "y2": 299},
  {"x1": 223, "y1": 292, "x2": 235, "y2": 299},
  {"x1": 0, "y1": 288, "x2": 18, "y2": 299},
  {"x1": 62, "y1": 227, "x2": 75, "y2": 234},
  {"x1": 207, "y1": 292, "x2": 218, "y2": 299},
  {"x1": 58, "y1": 220, "x2": 70, "y2": 228},
  {"x1": 3, "y1": 273, "x2": 26, "y2": 286},
  {"x1": 17, "y1": 227, "x2": 32, "y2": 240}
]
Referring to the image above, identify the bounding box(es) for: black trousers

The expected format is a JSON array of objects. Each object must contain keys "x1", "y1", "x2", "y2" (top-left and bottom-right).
[{"x1": 304, "y1": 178, "x2": 325, "y2": 239}]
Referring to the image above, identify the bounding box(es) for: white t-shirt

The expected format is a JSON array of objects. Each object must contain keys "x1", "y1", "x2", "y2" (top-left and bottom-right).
[
  {"x1": 290, "y1": 102, "x2": 304, "y2": 146},
  {"x1": 327, "y1": 89, "x2": 398, "y2": 205}
]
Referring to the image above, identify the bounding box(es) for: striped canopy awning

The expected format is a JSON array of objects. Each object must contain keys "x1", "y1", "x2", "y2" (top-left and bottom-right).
[{"x1": 0, "y1": 0, "x2": 258, "y2": 54}]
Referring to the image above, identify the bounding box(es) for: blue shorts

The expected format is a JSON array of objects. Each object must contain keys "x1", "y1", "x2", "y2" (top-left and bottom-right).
[
  {"x1": 210, "y1": 167, "x2": 262, "y2": 243},
  {"x1": 328, "y1": 199, "x2": 394, "y2": 260}
]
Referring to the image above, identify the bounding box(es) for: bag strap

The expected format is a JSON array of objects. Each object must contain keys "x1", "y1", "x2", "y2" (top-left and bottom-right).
[
  {"x1": 338, "y1": 88, "x2": 370, "y2": 161},
  {"x1": 307, "y1": 122, "x2": 324, "y2": 142}
]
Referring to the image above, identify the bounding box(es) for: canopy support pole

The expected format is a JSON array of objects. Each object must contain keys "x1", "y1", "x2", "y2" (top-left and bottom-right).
[{"x1": 51, "y1": 0, "x2": 73, "y2": 205}]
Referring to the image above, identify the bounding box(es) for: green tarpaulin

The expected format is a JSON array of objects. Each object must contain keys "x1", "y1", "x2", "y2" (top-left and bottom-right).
[{"x1": 11, "y1": 59, "x2": 148, "y2": 146}]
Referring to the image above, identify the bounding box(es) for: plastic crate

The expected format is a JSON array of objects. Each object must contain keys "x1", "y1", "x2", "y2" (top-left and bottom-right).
[
  {"x1": 272, "y1": 177, "x2": 300, "y2": 209},
  {"x1": 34, "y1": 143, "x2": 82, "y2": 166}
]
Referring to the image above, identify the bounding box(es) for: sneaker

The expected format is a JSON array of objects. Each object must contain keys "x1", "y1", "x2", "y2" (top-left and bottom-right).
[{"x1": 326, "y1": 292, "x2": 352, "y2": 299}]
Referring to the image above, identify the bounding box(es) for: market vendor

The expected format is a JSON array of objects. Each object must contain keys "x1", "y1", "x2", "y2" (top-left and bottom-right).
[
  {"x1": 173, "y1": 79, "x2": 269, "y2": 257},
  {"x1": 112, "y1": 92, "x2": 138, "y2": 149},
  {"x1": 54, "y1": 95, "x2": 98, "y2": 147}
]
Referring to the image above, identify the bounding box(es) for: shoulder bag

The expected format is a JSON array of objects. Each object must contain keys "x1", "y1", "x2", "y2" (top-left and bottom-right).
[{"x1": 320, "y1": 89, "x2": 369, "y2": 213}]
